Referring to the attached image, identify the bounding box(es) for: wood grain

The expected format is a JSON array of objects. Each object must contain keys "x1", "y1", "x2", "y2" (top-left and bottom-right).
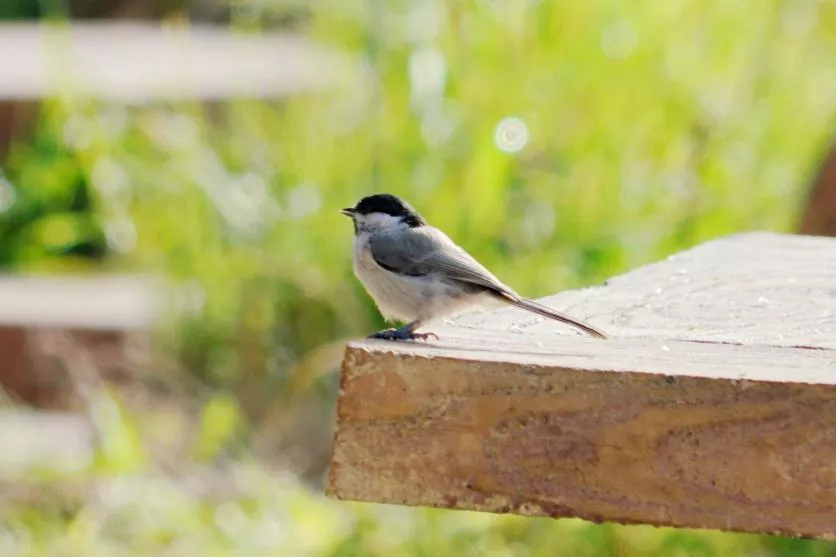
[{"x1": 328, "y1": 232, "x2": 836, "y2": 538}]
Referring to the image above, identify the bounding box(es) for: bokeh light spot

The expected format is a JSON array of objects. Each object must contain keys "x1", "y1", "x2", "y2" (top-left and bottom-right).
[{"x1": 494, "y1": 117, "x2": 529, "y2": 154}]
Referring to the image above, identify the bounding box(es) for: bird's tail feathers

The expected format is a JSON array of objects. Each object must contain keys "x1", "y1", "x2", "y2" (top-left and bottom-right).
[{"x1": 505, "y1": 296, "x2": 607, "y2": 339}]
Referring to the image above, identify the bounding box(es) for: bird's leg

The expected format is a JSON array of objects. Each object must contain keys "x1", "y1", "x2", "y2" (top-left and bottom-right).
[{"x1": 368, "y1": 320, "x2": 438, "y2": 342}]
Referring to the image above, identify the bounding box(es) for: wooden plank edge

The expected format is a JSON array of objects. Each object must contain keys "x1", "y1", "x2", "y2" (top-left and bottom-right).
[{"x1": 327, "y1": 339, "x2": 836, "y2": 539}]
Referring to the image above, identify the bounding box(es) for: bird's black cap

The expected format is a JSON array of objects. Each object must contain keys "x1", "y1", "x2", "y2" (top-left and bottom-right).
[{"x1": 341, "y1": 194, "x2": 426, "y2": 227}]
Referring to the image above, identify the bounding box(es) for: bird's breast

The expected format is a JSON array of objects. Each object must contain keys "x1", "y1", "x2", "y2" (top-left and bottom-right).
[{"x1": 352, "y1": 233, "x2": 472, "y2": 323}]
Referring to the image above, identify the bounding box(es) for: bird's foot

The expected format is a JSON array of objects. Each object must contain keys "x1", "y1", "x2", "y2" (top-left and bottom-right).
[
  {"x1": 409, "y1": 331, "x2": 439, "y2": 341},
  {"x1": 367, "y1": 328, "x2": 439, "y2": 342}
]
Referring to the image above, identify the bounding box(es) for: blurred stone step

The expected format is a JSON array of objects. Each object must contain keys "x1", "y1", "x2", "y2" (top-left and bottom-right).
[
  {"x1": 0, "y1": 274, "x2": 160, "y2": 408},
  {"x1": 0, "y1": 409, "x2": 93, "y2": 476}
]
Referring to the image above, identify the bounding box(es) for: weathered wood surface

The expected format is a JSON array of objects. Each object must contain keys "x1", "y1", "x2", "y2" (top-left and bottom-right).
[{"x1": 328, "y1": 232, "x2": 836, "y2": 539}]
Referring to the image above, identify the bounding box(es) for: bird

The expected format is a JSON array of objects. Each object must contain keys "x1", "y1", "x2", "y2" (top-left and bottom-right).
[{"x1": 340, "y1": 193, "x2": 607, "y2": 341}]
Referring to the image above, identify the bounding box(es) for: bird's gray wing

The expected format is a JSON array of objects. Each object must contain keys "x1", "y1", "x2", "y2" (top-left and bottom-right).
[
  {"x1": 368, "y1": 226, "x2": 516, "y2": 297},
  {"x1": 370, "y1": 226, "x2": 608, "y2": 338}
]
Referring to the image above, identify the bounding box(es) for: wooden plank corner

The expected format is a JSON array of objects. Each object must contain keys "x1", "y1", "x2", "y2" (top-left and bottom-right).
[{"x1": 327, "y1": 232, "x2": 836, "y2": 539}]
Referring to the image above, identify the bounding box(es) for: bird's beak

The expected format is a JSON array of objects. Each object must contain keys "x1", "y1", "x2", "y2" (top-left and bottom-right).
[{"x1": 340, "y1": 208, "x2": 355, "y2": 217}]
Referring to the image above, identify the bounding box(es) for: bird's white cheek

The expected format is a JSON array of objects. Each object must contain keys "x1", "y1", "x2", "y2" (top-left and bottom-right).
[{"x1": 354, "y1": 212, "x2": 402, "y2": 230}]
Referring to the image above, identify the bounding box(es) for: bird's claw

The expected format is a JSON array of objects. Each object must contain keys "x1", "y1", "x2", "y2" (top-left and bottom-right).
[{"x1": 367, "y1": 328, "x2": 439, "y2": 342}]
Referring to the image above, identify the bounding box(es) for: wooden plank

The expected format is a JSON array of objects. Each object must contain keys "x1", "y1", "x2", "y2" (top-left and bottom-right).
[
  {"x1": 800, "y1": 136, "x2": 836, "y2": 236},
  {"x1": 0, "y1": 274, "x2": 160, "y2": 329},
  {"x1": 0, "y1": 22, "x2": 358, "y2": 101},
  {"x1": 327, "y1": 232, "x2": 836, "y2": 539}
]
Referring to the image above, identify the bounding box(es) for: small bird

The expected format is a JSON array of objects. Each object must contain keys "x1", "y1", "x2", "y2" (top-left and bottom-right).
[{"x1": 341, "y1": 193, "x2": 607, "y2": 341}]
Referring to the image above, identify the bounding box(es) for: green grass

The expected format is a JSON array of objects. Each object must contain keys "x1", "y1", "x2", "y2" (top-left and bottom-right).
[{"x1": 2, "y1": 0, "x2": 836, "y2": 554}]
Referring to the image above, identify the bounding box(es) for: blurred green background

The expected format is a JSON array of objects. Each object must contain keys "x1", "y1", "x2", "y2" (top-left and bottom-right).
[{"x1": 1, "y1": 0, "x2": 835, "y2": 555}]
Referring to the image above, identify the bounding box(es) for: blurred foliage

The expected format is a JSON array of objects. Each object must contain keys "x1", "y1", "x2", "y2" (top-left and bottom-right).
[
  {"x1": 0, "y1": 121, "x2": 108, "y2": 269},
  {"x1": 2, "y1": 0, "x2": 836, "y2": 554},
  {"x1": 3, "y1": 453, "x2": 836, "y2": 557},
  {"x1": 0, "y1": 0, "x2": 191, "y2": 20}
]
